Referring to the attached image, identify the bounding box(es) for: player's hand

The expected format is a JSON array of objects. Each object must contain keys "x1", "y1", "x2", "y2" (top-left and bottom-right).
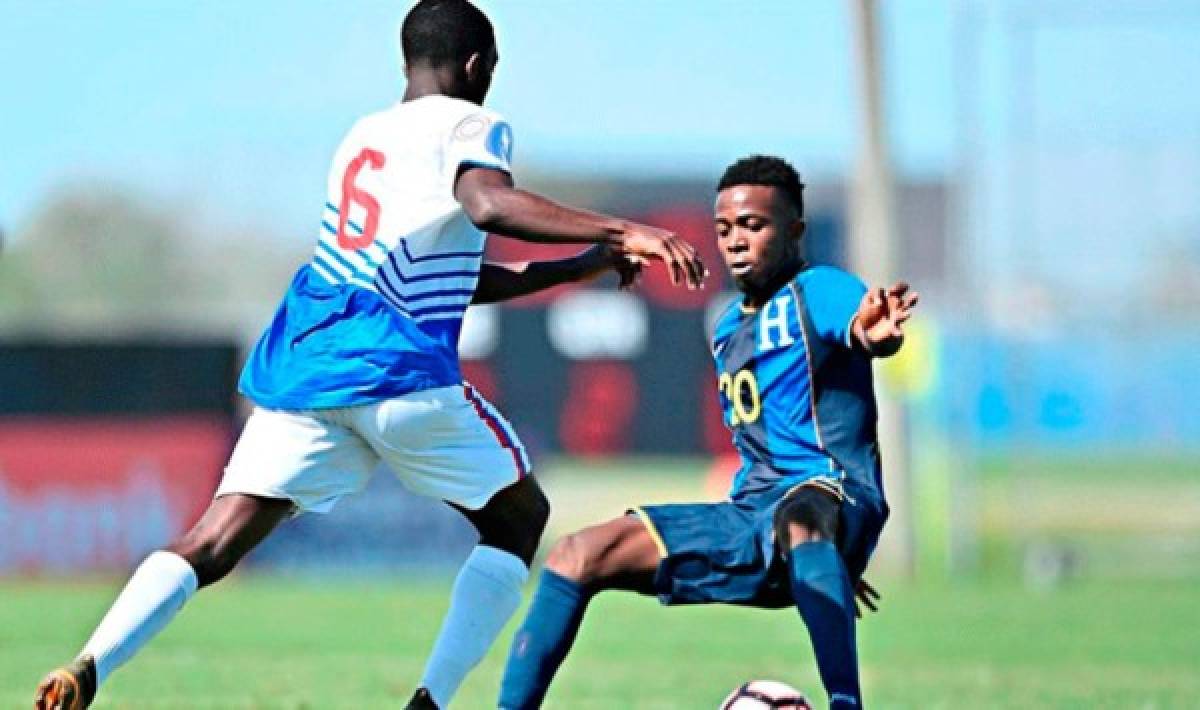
[
  {"x1": 854, "y1": 281, "x2": 919, "y2": 357},
  {"x1": 619, "y1": 224, "x2": 707, "y2": 290},
  {"x1": 575, "y1": 243, "x2": 644, "y2": 290},
  {"x1": 854, "y1": 578, "x2": 880, "y2": 618}
]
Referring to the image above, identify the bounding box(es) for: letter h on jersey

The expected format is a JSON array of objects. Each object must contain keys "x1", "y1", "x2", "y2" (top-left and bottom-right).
[{"x1": 758, "y1": 295, "x2": 795, "y2": 352}]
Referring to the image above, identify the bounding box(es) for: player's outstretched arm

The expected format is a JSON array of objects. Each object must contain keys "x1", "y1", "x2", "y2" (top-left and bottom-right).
[
  {"x1": 455, "y1": 166, "x2": 706, "y2": 289},
  {"x1": 850, "y1": 281, "x2": 919, "y2": 358},
  {"x1": 472, "y1": 245, "x2": 641, "y2": 304}
]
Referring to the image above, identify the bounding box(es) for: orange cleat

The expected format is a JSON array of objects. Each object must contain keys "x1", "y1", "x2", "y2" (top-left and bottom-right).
[{"x1": 33, "y1": 655, "x2": 96, "y2": 710}]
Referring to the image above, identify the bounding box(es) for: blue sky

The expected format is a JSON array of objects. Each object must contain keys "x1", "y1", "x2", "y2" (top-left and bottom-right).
[
  {"x1": 0, "y1": 1, "x2": 954, "y2": 239},
  {"x1": 2, "y1": 0, "x2": 1198, "y2": 264}
]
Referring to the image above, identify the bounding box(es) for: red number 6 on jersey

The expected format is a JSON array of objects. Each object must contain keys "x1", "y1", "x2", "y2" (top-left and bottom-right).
[{"x1": 336, "y1": 148, "x2": 386, "y2": 250}]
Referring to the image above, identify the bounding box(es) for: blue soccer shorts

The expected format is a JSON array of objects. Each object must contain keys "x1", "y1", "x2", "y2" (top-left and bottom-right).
[{"x1": 632, "y1": 478, "x2": 887, "y2": 608}]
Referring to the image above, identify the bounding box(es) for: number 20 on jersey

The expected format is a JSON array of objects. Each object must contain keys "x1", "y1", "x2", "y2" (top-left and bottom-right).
[{"x1": 719, "y1": 369, "x2": 761, "y2": 426}]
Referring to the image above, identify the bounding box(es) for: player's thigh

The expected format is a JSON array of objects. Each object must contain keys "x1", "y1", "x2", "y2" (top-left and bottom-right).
[
  {"x1": 634, "y1": 500, "x2": 779, "y2": 606},
  {"x1": 548, "y1": 515, "x2": 660, "y2": 593},
  {"x1": 354, "y1": 384, "x2": 531, "y2": 511},
  {"x1": 219, "y1": 406, "x2": 379, "y2": 515},
  {"x1": 168, "y1": 493, "x2": 293, "y2": 585},
  {"x1": 175, "y1": 493, "x2": 293, "y2": 550}
]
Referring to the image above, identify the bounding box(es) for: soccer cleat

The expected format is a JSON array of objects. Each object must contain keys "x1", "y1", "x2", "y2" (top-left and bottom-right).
[
  {"x1": 33, "y1": 655, "x2": 97, "y2": 710},
  {"x1": 404, "y1": 687, "x2": 440, "y2": 710}
]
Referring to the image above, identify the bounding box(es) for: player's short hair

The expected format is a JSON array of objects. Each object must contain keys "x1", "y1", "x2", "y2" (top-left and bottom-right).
[
  {"x1": 717, "y1": 155, "x2": 805, "y2": 218},
  {"x1": 401, "y1": 0, "x2": 495, "y2": 68}
]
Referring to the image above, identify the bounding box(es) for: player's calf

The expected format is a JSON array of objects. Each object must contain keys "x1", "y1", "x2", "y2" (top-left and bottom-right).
[
  {"x1": 166, "y1": 493, "x2": 293, "y2": 587},
  {"x1": 499, "y1": 515, "x2": 659, "y2": 709},
  {"x1": 416, "y1": 478, "x2": 549, "y2": 708},
  {"x1": 776, "y1": 486, "x2": 863, "y2": 709},
  {"x1": 32, "y1": 494, "x2": 291, "y2": 710}
]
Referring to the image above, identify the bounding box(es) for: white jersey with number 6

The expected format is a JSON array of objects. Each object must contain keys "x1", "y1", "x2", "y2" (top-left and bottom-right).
[
  {"x1": 314, "y1": 95, "x2": 513, "y2": 342},
  {"x1": 239, "y1": 96, "x2": 514, "y2": 411}
]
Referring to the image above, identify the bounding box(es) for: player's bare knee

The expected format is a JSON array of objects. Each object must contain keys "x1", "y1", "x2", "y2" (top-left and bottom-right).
[{"x1": 545, "y1": 533, "x2": 596, "y2": 584}]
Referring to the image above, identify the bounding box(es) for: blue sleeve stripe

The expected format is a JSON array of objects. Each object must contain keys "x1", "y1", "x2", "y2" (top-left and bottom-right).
[
  {"x1": 312, "y1": 252, "x2": 376, "y2": 291},
  {"x1": 323, "y1": 201, "x2": 482, "y2": 266},
  {"x1": 399, "y1": 239, "x2": 484, "y2": 263},
  {"x1": 311, "y1": 254, "x2": 343, "y2": 284},
  {"x1": 374, "y1": 281, "x2": 472, "y2": 310},
  {"x1": 384, "y1": 251, "x2": 479, "y2": 283},
  {"x1": 323, "y1": 202, "x2": 366, "y2": 233},
  {"x1": 401, "y1": 288, "x2": 476, "y2": 303},
  {"x1": 318, "y1": 230, "x2": 381, "y2": 271},
  {"x1": 408, "y1": 302, "x2": 468, "y2": 319},
  {"x1": 373, "y1": 272, "x2": 412, "y2": 316},
  {"x1": 320, "y1": 221, "x2": 386, "y2": 264},
  {"x1": 414, "y1": 312, "x2": 466, "y2": 324},
  {"x1": 317, "y1": 241, "x2": 374, "y2": 284}
]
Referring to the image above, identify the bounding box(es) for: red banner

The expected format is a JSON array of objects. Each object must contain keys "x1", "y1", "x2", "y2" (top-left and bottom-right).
[{"x1": 0, "y1": 416, "x2": 231, "y2": 573}]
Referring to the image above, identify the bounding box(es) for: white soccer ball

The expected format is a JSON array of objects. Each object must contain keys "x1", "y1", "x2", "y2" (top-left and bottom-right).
[{"x1": 719, "y1": 680, "x2": 812, "y2": 709}]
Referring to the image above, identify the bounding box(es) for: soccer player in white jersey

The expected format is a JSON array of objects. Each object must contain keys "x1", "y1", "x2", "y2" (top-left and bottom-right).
[{"x1": 33, "y1": 2, "x2": 705, "y2": 708}]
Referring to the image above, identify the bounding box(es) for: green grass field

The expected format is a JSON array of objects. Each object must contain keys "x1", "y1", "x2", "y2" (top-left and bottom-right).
[
  {"x1": 4, "y1": 575, "x2": 1198, "y2": 709},
  {"x1": 6, "y1": 454, "x2": 1198, "y2": 708}
]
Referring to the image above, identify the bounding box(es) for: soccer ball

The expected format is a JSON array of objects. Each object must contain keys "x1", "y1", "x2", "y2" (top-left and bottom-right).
[{"x1": 719, "y1": 680, "x2": 812, "y2": 709}]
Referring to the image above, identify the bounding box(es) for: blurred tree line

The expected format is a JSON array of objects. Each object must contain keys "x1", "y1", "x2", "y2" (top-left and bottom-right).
[
  {"x1": 0, "y1": 184, "x2": 307, "y2": 341},
  {"x1": 1, "y1": 179, "x2": 1197, "y2": 342}
]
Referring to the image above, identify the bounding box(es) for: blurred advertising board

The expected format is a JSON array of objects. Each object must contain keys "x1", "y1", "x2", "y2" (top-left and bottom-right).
[
  {"x1": 0, "y1": 417, "x2": 230, "y2": 573},
  {"x1": 0, "y1": 343, "x2": 238, "y2": 574}
]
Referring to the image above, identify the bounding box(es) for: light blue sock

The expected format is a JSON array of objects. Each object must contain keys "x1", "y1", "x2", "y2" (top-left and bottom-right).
[
  {"x1": 789, "y1": 541, "x2": 862, "y2": 710},
  {"x1": 498, "y1": 570, "x2": 591, "y2": 709},
  {"x1": 80, "y1": 550, "x2": 199, "y2": 686},
  {"x1": 420, "y1": 545, "x2": 528, "y2": 708}
]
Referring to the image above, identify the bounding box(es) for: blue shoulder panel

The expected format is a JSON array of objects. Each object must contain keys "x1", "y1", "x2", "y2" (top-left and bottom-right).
[{"x1": 796, "y1": 265, "x2": 866, "y2": 348}]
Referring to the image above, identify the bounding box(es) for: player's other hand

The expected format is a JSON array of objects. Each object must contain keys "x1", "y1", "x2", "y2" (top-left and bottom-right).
[
  {"x1": 575, "y1": 243, "x2": 644, "y2": 290},
  {"x1": 854, "y1": 281, "x2": 919, "y2": 357},
  {"x1": 619, "y1": 224, "x2": 707, "y2": 290},
  {"x1": 854, "y1": 578, "x2": 880, "y2": 618}
]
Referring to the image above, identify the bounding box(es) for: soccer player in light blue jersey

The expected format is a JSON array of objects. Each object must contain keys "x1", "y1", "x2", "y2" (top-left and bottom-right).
[
  {"x1": 32, "y1": 2, "x2": 705, "y2": 709},
  {"x1": 498, "y1": 156, "x2": 919, "y2": 710}
]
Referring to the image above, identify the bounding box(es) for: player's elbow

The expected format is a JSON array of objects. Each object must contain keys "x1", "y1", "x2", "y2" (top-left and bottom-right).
[{"x1": 461, "y1": 186, "x2": 509, "y2": 231}]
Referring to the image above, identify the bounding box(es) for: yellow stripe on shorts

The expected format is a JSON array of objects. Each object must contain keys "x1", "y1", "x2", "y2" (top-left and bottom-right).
[{"x1": 631, "y1": 506, "x2": 668, "y2": 558}]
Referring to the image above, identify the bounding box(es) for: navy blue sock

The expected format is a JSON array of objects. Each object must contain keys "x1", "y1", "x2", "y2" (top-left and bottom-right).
[
  {"x1": 498, "y1": 570, "x2": 591, "y2": 710},
  {"x1": 788, "y1": 541, "x2": 862, "y2": 710}
]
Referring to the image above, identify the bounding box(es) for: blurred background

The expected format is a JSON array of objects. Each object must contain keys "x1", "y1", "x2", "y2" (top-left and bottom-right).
[{"x1": 2, "y1": 1, "x2": 1198, "y2": 707}]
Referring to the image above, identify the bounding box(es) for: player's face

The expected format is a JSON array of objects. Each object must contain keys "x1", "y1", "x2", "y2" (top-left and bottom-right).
[{"x1": 714, "y1": 185, "x2": 804, "y2": 295}]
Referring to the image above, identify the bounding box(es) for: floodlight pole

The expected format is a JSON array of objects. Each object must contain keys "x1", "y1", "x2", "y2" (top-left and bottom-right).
[{"x1": 849, "y1": 0, "x2": 915, "y2": 577}]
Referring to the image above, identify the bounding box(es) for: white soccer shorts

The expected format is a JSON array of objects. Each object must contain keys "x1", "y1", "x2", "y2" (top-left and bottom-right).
[{"x1": 216, "y1": 384, "x2": 532, "y2": 513}]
